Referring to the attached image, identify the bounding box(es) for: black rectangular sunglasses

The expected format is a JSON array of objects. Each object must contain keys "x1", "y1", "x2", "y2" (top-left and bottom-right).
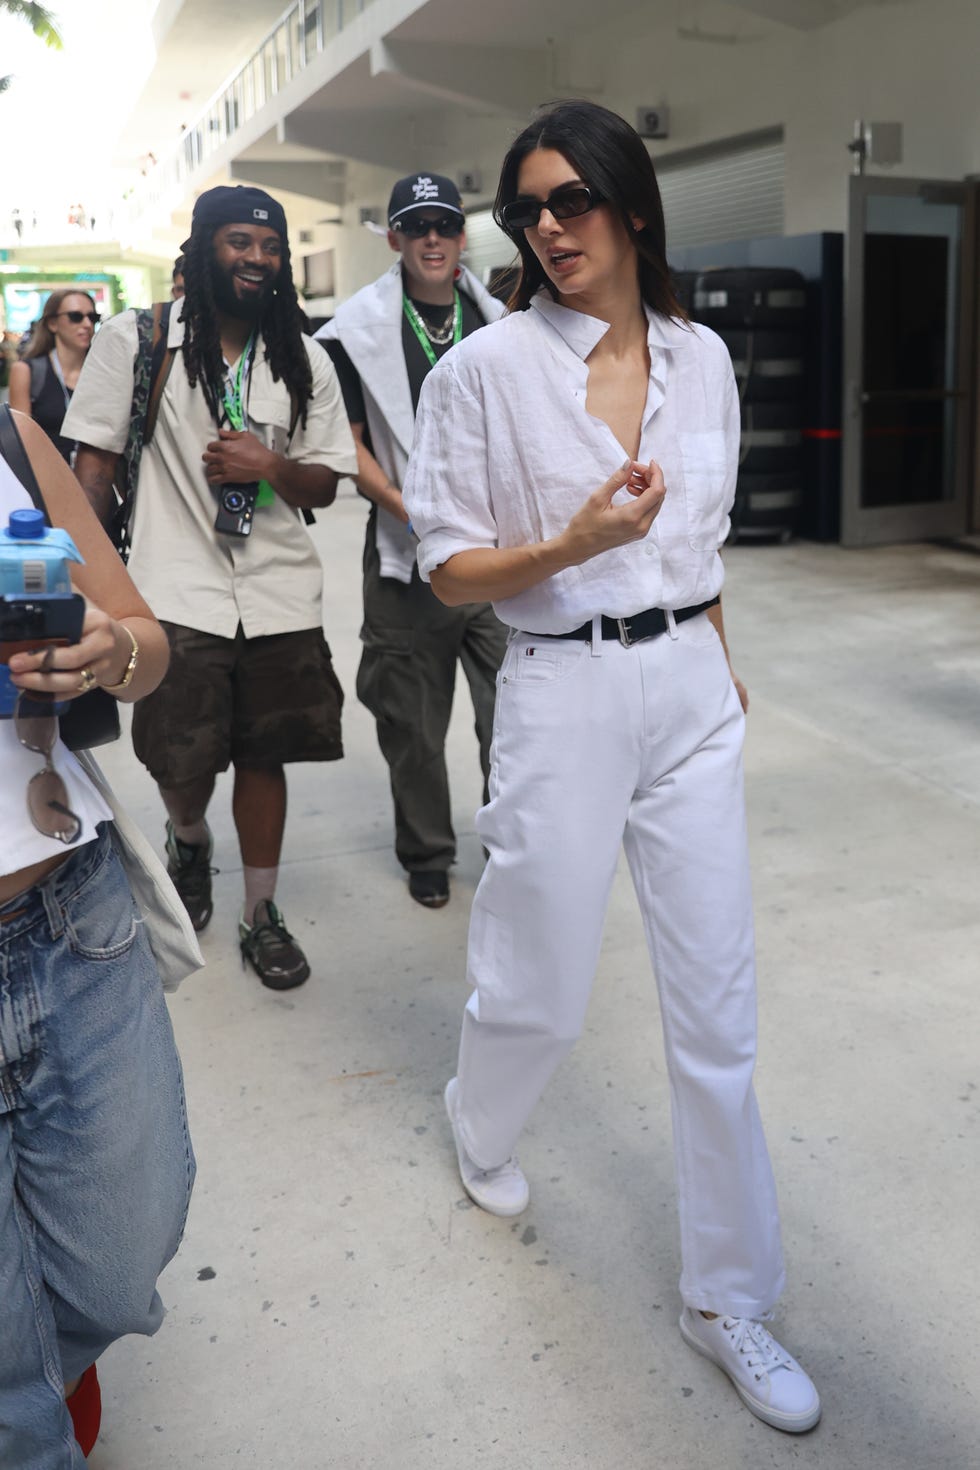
[
  {"x1": 394, "y1": 215, "x2": 464, "y2": 239},
  {"x1": 57, "y1": 310, "x2": 100, "y2": 325},
  {"x1": 500, "y1": 184, "x2": 603, "y2": 233}
]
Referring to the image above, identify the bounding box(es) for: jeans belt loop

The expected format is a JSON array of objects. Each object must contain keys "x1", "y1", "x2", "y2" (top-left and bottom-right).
[
  {"x1": 591, "y1": 613, "x2": 604, "y2": 656},
  {"x1": 665, "y1": 608, "x2": 679, "y2": 640}
]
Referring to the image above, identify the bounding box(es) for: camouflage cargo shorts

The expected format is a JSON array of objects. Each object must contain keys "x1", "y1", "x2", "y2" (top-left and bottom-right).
[{"x1": 132, "y1": 622, "x2": 344, "y2": 786}]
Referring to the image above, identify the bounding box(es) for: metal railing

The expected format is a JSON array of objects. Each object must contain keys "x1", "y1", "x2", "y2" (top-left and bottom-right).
[{"x1": 119, "y1": 0, "x2": 375, "y2": 244}]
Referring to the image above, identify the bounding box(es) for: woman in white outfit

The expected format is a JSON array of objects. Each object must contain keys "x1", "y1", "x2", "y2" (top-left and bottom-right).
[{"x1": 402, "y1": 100, "x2": 820, "y2": 1434}]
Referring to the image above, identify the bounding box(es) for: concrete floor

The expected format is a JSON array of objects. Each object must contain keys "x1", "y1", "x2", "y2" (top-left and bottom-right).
[{"x1": 88, "y1": 489, "x2": 980, "y2": 1469}]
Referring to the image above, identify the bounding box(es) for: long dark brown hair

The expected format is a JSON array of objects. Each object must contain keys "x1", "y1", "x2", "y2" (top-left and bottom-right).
[
  {"x1": 180, "y1": 222, "x2": 313, "y2": 427},
  {"x1": 494, "y1": 100, "x2": 685, "y2": 320},
  {"x1": 23, "y1": 289, "x2": 97, "y2": 359}
]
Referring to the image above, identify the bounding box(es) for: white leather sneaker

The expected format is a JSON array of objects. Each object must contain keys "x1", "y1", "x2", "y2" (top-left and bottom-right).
[
  {"x1": 679, "y1": 1308, "x2": 821, "y2": 1433},
  {"x1": 444, "y1": 1078, "x2": 529, "y2": 1217}
]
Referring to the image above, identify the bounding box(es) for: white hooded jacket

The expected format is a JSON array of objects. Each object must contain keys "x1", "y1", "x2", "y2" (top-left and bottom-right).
[{"x1": 315, "y1": 262, "x2": 504, "y2": 583}]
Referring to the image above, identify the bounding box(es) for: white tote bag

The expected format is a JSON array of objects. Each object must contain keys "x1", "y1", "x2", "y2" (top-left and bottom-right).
[{"x1": 76, "y1": 750, "x2": 204, "y2": 993}]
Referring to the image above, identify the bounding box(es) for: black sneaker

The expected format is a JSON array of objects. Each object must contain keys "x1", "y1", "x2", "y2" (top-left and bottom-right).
[
  {"x1": 408, "y1": 871, "x2": 450, "y2": 909},
  {"x1": 239, "y1": 900, "x2": 310, "y2": 990},
  {"x1": 165, "y1": 821, "x2": 214, "y2": 932}
]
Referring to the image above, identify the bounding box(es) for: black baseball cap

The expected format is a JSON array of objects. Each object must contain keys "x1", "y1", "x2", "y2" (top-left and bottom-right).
[
  {"x1": 182, "y1": 185, "x2": 287, "y2": 250},
  {"x1": 387, "y1": 174, "x2": 464, "y2": 228}
]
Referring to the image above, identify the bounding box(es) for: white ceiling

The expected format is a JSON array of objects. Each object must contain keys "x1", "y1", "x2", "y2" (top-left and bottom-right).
[{"x1": 117, "y1": 0, "x2": 287, "y2": 165}]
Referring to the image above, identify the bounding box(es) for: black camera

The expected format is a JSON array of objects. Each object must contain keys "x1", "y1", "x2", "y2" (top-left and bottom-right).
[{"x1": 214, "y1": 482, "x2": 259, "y2": 537}]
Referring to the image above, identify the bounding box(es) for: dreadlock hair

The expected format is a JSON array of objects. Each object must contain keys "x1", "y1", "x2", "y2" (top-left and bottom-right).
[{"x1": 179, "y1": 223, "x2": 313, "y2": 428}]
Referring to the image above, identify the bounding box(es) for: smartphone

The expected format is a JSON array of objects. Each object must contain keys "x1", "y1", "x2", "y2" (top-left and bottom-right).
[{"x1": 0, "y1": 592, "x2": 86, "y2": 663}]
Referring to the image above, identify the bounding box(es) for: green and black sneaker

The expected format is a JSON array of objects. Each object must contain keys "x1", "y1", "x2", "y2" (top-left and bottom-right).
[
  {"x1": 239, "y1": 899, "x2": 311, "y2": 990},
  {"x1": 164, "y1": 820, "x2": 215, "y2": 933}
]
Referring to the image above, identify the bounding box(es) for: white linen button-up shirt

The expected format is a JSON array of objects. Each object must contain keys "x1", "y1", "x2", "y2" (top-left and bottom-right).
[
  {"x1": 403, "y1": 294, "x2": 739, "y2": 635},
  {"x1": 63, "y1": 307, "x2": 357, "y2": 639}
]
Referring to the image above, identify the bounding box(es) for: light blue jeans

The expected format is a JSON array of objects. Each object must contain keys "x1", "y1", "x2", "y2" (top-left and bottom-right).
[{"x1": 0, "y1": 825, "x2": 195, "y2": 1468}]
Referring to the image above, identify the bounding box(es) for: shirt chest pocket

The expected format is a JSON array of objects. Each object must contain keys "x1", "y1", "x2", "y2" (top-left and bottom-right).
[
  {"x1": 678, "y1": 429, "x2": 731, "y2": 552},
  {"x1": 248, "y1": 393, "x2": 292, "y2": 455}
]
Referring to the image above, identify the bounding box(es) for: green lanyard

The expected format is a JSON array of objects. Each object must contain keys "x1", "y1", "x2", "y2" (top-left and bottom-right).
[
  {"x1": 222, "y1": 334, "x2": 254, "y2": 431},
  {"x1": 402, "y1": 291, "x2": 462, "y2": 369},
  {"x1": 222, "y1": 333, "x2": 274, "y2": 506}
]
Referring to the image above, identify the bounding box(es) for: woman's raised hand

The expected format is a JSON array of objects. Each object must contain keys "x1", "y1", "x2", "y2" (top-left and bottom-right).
[{"x1": 561, "y1": 459, "x2": 666, "y2": 566}]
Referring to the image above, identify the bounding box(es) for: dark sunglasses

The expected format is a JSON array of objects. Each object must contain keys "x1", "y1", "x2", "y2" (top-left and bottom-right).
[
  {"x1": 500, "y1": 184, "x2": 604, "y2": 233},
  {"x1": 55, "y1": 310, "x2": 99, "y2": 325},
  {"x1": 394, "y1": 215, "x2": 464, "y2": 239},
  {"x1": 15, "y1": 693, "x2": 81, "y2": 845}
]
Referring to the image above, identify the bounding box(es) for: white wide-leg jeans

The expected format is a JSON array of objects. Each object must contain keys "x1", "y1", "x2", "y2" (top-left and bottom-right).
[{"x1": 455, "y1": 611, "x2": 786, "y2": 1319}]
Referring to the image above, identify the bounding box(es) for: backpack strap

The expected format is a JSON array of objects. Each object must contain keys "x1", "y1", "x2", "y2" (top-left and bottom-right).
[
  {"x1": 145, "y1": 300, "x2": 176, "y2": 447},
  {"x1": 287, "y1": 388, "x2": 302, "y2": 444},
  {"x1": 28, "y1": 356, "x2": 48, "y2": 410},
  {"x1": 112, "y1": 302, "x2": 176, "y2": 559},
  {"x1": 0, "y1": 404, "x2": 49, "y2": 519},
  {"x1": 286, "y1": 387, "x2": 316, "y2": 528}
]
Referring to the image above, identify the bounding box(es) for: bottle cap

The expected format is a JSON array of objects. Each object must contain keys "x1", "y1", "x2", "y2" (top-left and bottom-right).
[{"x1": 7, "y1": 508, "x2": 46, "y2": 539}]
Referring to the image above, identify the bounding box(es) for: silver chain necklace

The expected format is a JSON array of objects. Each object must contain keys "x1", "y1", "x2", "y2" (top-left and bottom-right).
[{"x1": 407, "y1": 295, "x2": 458, "y2": 345}]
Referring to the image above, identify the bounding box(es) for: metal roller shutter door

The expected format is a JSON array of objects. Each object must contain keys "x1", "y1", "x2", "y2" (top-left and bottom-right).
[
  {"x1": 656, "y1": 129, "x2": 785, "y2": 249},
  {"x1": 462, "y1": 208, "x2": 516, "y2": 284}
]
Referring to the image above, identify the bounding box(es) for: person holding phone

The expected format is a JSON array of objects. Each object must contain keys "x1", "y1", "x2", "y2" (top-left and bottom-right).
[
  {"x1": 0, "y1": 410, "x2": 194, "y2": 1467},
  {"x1": 8, "y1": 289, "x2": 99, "y2": 464},
  {"x1": 402, "y1": 101, "x2": 820, "y2": 1435}
]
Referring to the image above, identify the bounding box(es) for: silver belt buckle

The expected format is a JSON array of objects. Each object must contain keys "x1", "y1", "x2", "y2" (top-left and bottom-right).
[{"x1": 617, "y1": 616, "x2": 634, "y2": 648}]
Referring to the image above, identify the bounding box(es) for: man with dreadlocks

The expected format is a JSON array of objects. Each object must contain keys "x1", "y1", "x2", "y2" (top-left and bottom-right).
[{"x1": 65, "y1": 185, "x2": 357, "y2": 990}]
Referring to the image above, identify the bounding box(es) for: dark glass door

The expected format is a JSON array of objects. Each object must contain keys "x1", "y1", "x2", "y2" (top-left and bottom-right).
[{"x1": 842, "y1": 177, "x2": 976, "y2": 545}]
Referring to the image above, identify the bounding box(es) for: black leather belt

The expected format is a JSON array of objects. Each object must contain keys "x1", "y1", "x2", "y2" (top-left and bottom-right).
[{"x1": 536, "y1": 597, "x2": 719, "y2": 648}]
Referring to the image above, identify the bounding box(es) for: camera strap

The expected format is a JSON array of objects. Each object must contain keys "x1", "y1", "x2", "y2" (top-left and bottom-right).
[{"x1": 221, "y1": 334, "x2": 274, "y2": 507}]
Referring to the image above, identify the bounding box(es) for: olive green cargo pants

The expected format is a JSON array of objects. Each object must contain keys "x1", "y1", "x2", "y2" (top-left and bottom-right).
[{"x1": 357, "y1": 540, "x2": 508, "y2": 874}]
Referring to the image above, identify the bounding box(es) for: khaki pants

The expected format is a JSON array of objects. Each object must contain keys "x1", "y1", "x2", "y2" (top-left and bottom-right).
[{"x1": 357, "y1": 540, "x2": 508, "y2": 872}]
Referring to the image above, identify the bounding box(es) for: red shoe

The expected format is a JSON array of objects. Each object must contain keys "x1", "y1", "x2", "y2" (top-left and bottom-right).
[{"x1": 67, "y1": 1364, "x2": 102, "y2": 1458}]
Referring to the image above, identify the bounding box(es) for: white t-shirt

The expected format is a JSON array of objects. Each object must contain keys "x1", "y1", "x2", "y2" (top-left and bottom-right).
[
  {"x1": 403, "y1": 294, "x2": 738, "y2": 635},
  {"x1": 62, "y1": 307, "x2": 358, "y2": 639},
  {"x1": 0, "y1": 456, "x2": 111, "y2": 878}
]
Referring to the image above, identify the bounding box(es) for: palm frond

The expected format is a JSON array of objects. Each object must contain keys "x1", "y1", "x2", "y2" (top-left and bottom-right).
[{"x1": 0, "y1": 2, "x2": 64, "y2": 50}]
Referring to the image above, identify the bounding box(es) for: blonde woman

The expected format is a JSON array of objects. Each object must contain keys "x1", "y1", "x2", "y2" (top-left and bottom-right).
[{"x1": 8, "y1": 290, "x2": 99, "y2": 463}]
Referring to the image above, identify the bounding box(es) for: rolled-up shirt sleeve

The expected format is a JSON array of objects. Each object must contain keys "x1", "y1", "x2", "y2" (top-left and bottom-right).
[
  {"x1": 403, "y1": 357, "x2": 498, "y2": 582},
  {"x1": 291, "y1": 340, "x2": 359, "y2": 474},
  {"x1": 61, "y1": 311, "x2": 138, "y2": 454},
  {"x1": 719, "y1": 354, "x2": 740, "y2": 549}
]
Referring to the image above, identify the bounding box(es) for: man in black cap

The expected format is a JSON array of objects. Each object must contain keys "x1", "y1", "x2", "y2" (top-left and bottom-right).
[
  {"x1": 316, "y1": 174, "x2": 505, "y2": 909},
  {"x1": 66, "y1": 185, "x2": 357, "y2": 988}
]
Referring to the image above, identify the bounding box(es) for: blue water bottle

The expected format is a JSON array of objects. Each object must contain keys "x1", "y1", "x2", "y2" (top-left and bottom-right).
[{"x1": 0, "y1": 509, "x2": 85, "y2": 717}]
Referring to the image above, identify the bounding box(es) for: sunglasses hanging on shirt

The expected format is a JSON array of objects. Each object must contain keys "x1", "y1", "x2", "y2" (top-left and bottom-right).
[{"x1": 15, "y1": 692, "x2": 82, "y2": 845}]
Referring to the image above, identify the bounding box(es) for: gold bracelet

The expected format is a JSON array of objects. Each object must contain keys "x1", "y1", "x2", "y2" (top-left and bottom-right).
[{"x1": 104, "y1": 625, "x2": 139, "y2": 692}]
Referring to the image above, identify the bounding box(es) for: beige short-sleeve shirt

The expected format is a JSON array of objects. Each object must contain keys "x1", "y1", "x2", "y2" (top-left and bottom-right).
[{"x1": 63, "y1": 308, "x2": 357, "y2": 638}]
